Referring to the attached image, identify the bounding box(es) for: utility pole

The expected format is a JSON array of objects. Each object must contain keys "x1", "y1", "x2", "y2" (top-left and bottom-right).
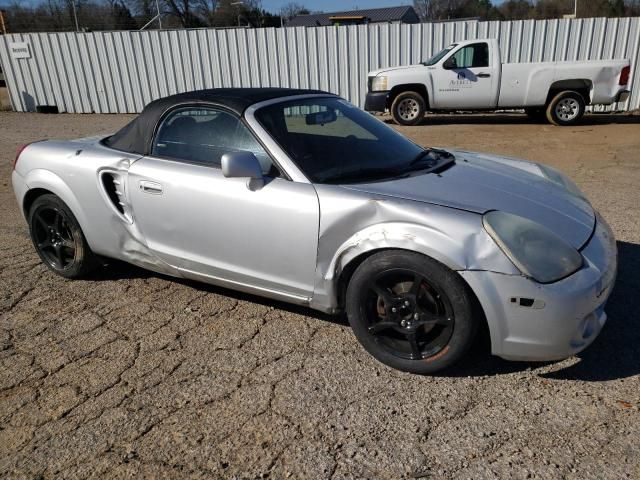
[
  {"x1": 156, "y1": 0, "x2": 162, "y2": 29},
  {"x1": 139, "y1": 1, "x2": 163, "y2": 30},
  {"x1": 70, "y1": 0, "x2": 80, "y2": 32},
  {"x1": 0, "y1": 10, "x2": 6, "y2": 35},
  {"x1": 231, "y1": 1, "x2": 244, "y2": 27}
]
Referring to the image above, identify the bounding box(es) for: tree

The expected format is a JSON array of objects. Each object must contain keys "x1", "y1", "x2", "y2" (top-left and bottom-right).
[
  {"x1": 627, "y1": 0, "x2": 640, "y2": 15},
  {"x1": 413, "y1": 0, "x2": 465, "y2": 21},
  {"x1": 202, "y1": 0, "x2": 262, "y2": 27},
  {"x1": 461, "y1": 0, "x2": 502, "y2": 19},
  {"x1": 105, "y1": 0, "x2": 137, "y2": 29},
  {"x1": 279, "y1": 1, "x2": 308, "y2": 22},
  {"x1": 125, "y1": 0, "x2": 155, "y2": 26},
  {"x1": 1, "y1": 0, "x2": 140, "y2": 31},
  {"x1": 533, "y1": 0, "x2": 571, "y2": 18},
  {"x1": 498, "y1": 0, "x2": 533, "y2": 20},
  {"x1": 413, "y1": 0, "x2": 428, "y2": 20},
  {"x1": 163, "y1": 0, "x2": 204, "y2": 27},
  {"x1": 196, "y1": 0, "x2": 219, "y2": 25},
  {"x1": 413, "y1": 0, "x2": 501, "y2": 21},
  {"x1": 259, "y1": 9, "x2": 280, "y2": 27}
]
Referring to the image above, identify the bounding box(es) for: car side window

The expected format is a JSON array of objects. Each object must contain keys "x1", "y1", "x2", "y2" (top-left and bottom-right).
[
  {"x1": 152, "y1": 107, "x2": 277, "y2": 175},
  {"x1": 450, "y1": 43, "x2": 489, "y2": 69}
]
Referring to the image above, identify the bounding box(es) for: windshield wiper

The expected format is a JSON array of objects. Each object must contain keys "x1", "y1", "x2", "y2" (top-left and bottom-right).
[
  {"x1": 319, "y1": 167, "x2": 408, "y2": 184},
  {"x1": 407, "y1": 148, "x2": 455, "y2": 172},
  {"x1": 409, "y1": 149, "x2": 434, "y2": 167},
  {"x1": 318, "y1": 149, "x2": 454, "y2": 184}
]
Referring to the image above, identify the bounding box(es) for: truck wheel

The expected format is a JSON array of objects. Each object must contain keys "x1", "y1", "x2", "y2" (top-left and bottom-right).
[
  {"x1": 345, "y1": 250, "x2": 478, "y2": 374},
  {"x1": 546, "y1": 91, "x2": 585, "y2": 126},
  {"x1": 391, "y1": 91, "x2": 426, "y2": 126}
]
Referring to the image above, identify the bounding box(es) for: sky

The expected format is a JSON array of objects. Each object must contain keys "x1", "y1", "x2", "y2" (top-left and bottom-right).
[{"x1": 261, "y1": 0, "x2": 507, "y2": 14}]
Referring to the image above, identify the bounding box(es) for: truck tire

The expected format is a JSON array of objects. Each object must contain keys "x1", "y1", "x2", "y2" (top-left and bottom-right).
[
  {"x1": 391, "y1": 91, "x2": 426, "y2": 126},
  {"x1": 546, "y1": 91, "x2": 586, "y2": 126}
]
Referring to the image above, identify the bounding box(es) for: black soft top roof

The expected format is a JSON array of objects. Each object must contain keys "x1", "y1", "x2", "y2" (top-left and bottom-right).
[{"x1": 104, "y1": 87, "x2": 331, "y2": 155}]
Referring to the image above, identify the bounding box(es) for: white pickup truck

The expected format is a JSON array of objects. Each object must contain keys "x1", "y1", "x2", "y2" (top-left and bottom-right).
[{"x1": 365, "y1": 38, "x2": 631, "y2": 126}]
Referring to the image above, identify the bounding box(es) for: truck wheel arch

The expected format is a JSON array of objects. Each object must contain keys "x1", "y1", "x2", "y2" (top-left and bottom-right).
[
  {"x1": 545, "y1": 79, "x2": 593, "y2": 106},
  {"x1": 388, "y1": 84, "x2": 429, "y2": 110}
]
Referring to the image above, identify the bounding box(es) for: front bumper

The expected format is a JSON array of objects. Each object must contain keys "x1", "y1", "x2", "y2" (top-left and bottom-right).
[
  {"x1": 364, "y1": 91, "x2": 389, "y2": 112},
  {"x1": 460, "y1": 213, "x2": 617, "y2": 362}
]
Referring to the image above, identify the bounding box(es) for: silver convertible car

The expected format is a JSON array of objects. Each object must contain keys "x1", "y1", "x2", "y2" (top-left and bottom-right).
[{"x1": 12, "y1": 88, "x2": 617, "y2": 374}]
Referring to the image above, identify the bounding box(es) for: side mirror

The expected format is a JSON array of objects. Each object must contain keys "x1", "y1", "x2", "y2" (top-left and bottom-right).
[
  {"x1": 221, "y1": 151, "x2": 264, "y2": 190},
  {"x1": 443, "y1": 57, "x2": 457, "y2": 70}
]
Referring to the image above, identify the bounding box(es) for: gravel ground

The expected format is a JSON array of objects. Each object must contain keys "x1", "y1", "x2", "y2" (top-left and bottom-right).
[{"x1": 1, "y1": 111, "x2": 639, "y2": 479}]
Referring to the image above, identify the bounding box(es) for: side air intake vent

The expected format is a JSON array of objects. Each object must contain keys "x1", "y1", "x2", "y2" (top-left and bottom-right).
[{"x1": 99, "y1": 170, "x2": 132, "y2": 222}]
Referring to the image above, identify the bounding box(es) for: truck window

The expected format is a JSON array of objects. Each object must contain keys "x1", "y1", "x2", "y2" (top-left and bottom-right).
[
  {"x1": 450, "y1": 43, "x2": 489, "y2": 69},
  {"x1": 422, "y1": 44, "x2": 456, "y2": 66}
]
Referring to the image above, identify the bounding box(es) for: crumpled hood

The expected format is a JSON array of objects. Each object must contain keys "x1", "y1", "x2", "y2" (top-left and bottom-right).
[
  {"x1": 343, "y1": 151, "x2": 595, "y2": 249},
  {"x1": 368, "y1": 64, "x2": 424, "y2": 77}
]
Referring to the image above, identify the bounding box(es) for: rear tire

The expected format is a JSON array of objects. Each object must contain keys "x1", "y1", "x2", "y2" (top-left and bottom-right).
[
  {"x1": 546, "y1": 91, "x2": 586, "y2": 126},
  {"x1": 28, "y1": 194, "x2": 98, "y2": 278},
  {"x1": 345, "y1": 251, "x2": 478, "y2": 374},
  {"x1": 391, "y1": 91, "x2": 426, "y2": 126}
]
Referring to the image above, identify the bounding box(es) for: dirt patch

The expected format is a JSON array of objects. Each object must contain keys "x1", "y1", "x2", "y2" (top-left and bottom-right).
[
  {"x1": 0, "y1": 87, "x2": 12, "y2": 111},
  {"x1": 1, "y1": 111, "x2": 639, "y2": 479}
]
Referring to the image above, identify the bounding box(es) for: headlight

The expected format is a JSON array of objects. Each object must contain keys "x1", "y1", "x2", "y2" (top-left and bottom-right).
[
  {"x1": 371, "y1": 76, "x2": 388, "y2": 91},
  {"x1": 483, "y1": 211, "x2": 583, "y2": 283},
  {"x1": 538, "y1": 164, "x2": 587, "y2": 201}
]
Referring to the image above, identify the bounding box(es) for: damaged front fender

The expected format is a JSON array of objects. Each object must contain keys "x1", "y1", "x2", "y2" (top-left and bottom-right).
[{"x1": 310, "y1": 185, "x2": 519, "y2": 313}]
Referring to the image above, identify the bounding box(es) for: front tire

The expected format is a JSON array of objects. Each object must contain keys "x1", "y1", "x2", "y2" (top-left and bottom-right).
[
  {"x1": 546, "y1": 91, "x2": 586, "y2": 126},
  {"x1": 390, "y1": 91, "x2": 426, "y2": 126},
  {"x1": 28, "y1": 194, "x2": 98, "y2": 278},
  {"x1": 345, "y1": 251, "x2": 478, "y2": 374}
]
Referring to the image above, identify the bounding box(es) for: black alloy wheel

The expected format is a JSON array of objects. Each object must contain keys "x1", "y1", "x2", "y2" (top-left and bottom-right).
[
  {"x1": 28, "y1": 194, "x2": 98, "y2": 278},
  {"x1": 31, "y1": 205, "x2": 77, "y2": 271},
  {"x1": 346, "y1": 251, "x2": 478, "y2": 374},
  {"x1": 364, "y1": 269, "x2": 454, "y2": 361}
]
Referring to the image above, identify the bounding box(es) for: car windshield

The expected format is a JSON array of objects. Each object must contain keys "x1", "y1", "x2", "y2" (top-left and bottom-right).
[
  {"x1": 255, "y1": 97, "x2": 453, "y2": 184},
  {"x1": 422, "y1": 44, "x2": 456, "y2": 66}
]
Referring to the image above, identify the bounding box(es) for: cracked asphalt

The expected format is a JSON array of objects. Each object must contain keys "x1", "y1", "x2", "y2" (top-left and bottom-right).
[{"x1": 1, "y1": 111, "x2": 639, "y2": 479}]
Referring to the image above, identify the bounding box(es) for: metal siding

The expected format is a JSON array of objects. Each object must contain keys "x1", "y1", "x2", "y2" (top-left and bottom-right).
[{"x1": 0, "y1": 18, "x2": 638, "y2": 113}]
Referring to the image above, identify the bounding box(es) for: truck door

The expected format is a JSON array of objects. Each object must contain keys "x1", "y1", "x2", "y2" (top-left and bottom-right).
[{"x1": 431, "y1": 42, "x2": 499, "y2": 109}]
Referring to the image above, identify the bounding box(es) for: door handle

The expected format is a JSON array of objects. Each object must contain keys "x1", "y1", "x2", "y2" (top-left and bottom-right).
[
  {"x1": 139, "y1": 180, "x2": 163, "y2": 195},
  {"x1": 477, "y1": 73, "x2": 491, "y2": 78}
]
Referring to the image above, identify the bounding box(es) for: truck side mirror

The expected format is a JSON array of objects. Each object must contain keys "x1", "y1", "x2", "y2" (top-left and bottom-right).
[
  {"x1": 443, "y1": 57, "x2": 457, "y2": 70},
  {"x1": 221, "y1": 151, "x2": 264, "y2": 190}
]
